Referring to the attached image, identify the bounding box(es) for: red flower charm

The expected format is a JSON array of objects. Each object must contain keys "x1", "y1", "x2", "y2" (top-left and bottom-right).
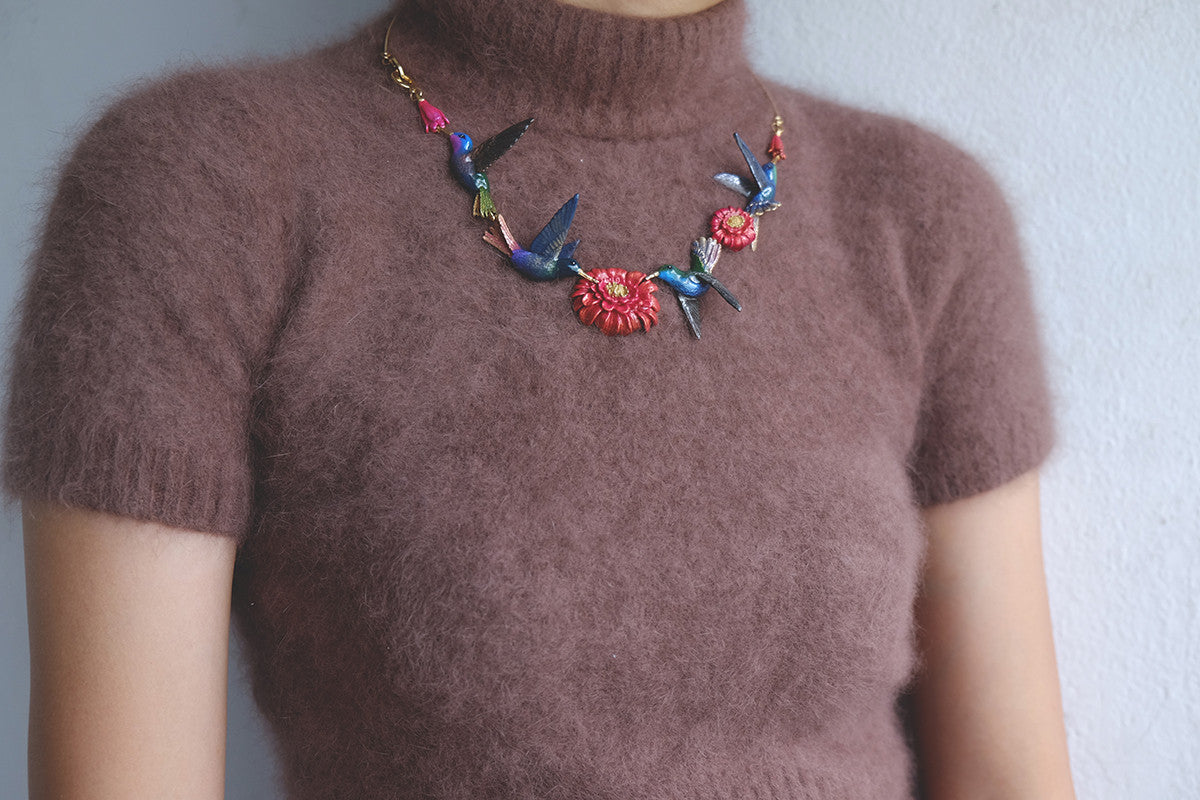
[
  {"x1": 767, "y1": 132, "x2": 786, "y2": 161},
  {"x1": 710, "y1": 206, "x2": 758, "y2": 251},
  {"x1": 571, "y1": 268, "x2": 659, "y2": 336}
]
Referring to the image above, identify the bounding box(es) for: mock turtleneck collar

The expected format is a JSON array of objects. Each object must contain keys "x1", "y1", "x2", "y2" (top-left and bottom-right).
[{"x1": 389, "y1": 0, "x2": 754, "y2": 138}]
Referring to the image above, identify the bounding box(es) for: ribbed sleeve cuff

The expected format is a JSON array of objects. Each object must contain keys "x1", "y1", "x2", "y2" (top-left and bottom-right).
[
  {"x1": 1, "y1": 424, "x2": 252, "y2": 542},
  {"x1": 909, "y1": 414, "x2": 1057, "y2": 508}
]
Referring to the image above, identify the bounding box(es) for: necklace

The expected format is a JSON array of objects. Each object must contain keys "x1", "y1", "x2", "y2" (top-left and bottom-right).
[{"x1": 380, "y1": 16, "x2": 785, "y2": 339}]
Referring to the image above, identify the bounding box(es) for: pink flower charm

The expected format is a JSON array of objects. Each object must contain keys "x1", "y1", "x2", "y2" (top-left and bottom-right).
[
  {"x1": 710, "y1": 206, "x2": 757, "y2": 252},
  {"x1": 417, "y1": 99, "x2": 449, "y2": 133},
  {"x1": 571, "y1": 269, "x2": 659, "y2": 336}
]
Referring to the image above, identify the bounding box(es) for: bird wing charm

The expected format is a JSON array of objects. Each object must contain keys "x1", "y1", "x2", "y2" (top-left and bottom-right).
[
  {"x1": 690, "y1": 237, "x2": 741, "y2": 310},
  {"x1": 473, "y1": 117, "x2": 535, "y2": 174},
  {"x1": 507, "y1": 194, "x2": 586, "y2": 282},
  {"x1": 675, "y1": 294, "x2": 704, "y2": 339},
  {"x1": 559, "y1": 238, "x2": 581, "y2": 264},
  {"x1": 712, "y1": 172, "x2": 756, "y2": 199},
  {"x1": 691, "y1": 235, "x2": 721, "y2": 274},
  {"x1": 528, "y1": 193, "x2": 578, "y2": 259},
  {"x1": 714, "y1": 132, "x2": 781, "y2": 216}
]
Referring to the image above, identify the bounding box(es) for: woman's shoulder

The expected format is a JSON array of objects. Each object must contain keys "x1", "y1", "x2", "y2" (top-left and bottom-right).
[
  {"x1": 758, "y1": 78, "x2": 1038, "y2": 351},
  {"x1": 763, "y1": 77, "x2": 1012, "y2": 230},
  {"x1": 72, "y1": 50, "x2": 350, "y2": 179}
]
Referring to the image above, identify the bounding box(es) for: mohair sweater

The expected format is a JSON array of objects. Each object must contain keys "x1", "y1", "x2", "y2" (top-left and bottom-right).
[{"x1": 1, "y1": 0, "x2": 1056, "y2": 797}]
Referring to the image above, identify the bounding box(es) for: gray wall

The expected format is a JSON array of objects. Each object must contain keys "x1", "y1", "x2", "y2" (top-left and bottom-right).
[{"x1": 2, "y1": 1, "x2": 1197, "y2": 798}]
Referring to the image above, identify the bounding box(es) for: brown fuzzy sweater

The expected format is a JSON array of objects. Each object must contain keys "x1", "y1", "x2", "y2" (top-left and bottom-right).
[{"x1": 1, "y1": 0, "x2": 1055, "y2": 797}]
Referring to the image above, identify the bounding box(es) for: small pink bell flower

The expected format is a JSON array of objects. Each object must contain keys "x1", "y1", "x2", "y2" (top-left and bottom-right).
[{"x1": 417, "y1": 99, "x2": 449, "y2": 133}]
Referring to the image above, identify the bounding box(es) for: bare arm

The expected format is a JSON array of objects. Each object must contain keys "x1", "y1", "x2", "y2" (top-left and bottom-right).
[
  {"x1": 23, "y1": 498, "x2": 237, "y2": 800},
  {"x1": 912, "y1": 469, "x2": 1076, "y2": 799}
]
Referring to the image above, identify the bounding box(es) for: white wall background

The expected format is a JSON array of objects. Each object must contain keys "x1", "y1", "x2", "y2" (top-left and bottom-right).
[{"x1": 0, "y1": 1, "x2": 1196, "y2": 798}]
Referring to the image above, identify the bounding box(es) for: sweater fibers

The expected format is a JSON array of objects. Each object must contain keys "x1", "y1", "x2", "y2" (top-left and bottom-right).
[{"x1": 1, "y1": 0, "x2": 1056, "y2": 797}]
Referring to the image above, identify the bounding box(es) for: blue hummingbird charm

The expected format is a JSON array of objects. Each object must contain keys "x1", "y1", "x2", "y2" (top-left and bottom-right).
[
  {"x1": 713, "y1": 131, "x2": 781, "y2": 216},
  {"x1": 449, "y1": 117, "x2": 534, "y2": 219},
  {"x1": 484, "y1": 194, "x2": 586, "y2": 281},
  {"x1": 650, "y1": 237, "x2": 741, "y2": 339}
]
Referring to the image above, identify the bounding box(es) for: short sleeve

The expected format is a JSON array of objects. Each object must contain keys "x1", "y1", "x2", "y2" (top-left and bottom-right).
[
  {"x1": 906, "y1": 147, "x2": 1056, "y2": 507},
  {"x1": 1, "y1": 73, "x2": 294, "y2": 542}
]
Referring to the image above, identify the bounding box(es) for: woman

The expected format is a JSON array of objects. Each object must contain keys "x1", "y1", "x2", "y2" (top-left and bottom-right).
[{"x1": 6, "y1": 0, "x2": 1075, "y2": 797}]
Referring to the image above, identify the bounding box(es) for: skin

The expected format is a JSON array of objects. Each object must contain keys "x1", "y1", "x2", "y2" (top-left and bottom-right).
[
  {"x1": 913, "y1": 469, "x2": 1077, "y2": 799},
  {"x1": 22, "y1": 468, "x2": 1076, "y2": 799},
  {"x1": 24, "y1": 500, "x2": 236, "y2": 800}
]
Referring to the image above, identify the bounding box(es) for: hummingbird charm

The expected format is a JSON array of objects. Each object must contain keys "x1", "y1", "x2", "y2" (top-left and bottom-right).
[
  {"x1": 484, "y1": 194, "x2": 586, "y2": 281},
  {"x1": 650, "y1": 237, "x2": 741, "y2": 339},
  {"x1": 713, "y1": 131, "x2": 781, "y2": 216},
  {"x1": 449, "y1": 117, "x2": 535, "y2": 219}
]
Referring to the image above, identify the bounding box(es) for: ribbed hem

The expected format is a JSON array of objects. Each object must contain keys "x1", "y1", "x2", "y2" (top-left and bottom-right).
[
  {"x1": 1, "y1": 423, "x2": 252, "y2": 543},
  {"x1": 683, "y1": 762, "x2": 849, "y2": 799},
  {"x1": 674, "y1": 735, "x2": 913, "y2": 799}
]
